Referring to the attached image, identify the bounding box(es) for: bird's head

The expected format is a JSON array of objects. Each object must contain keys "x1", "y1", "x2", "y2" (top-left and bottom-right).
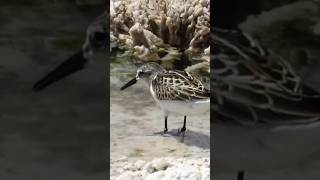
[
  {"x1": 33, "y1": 13, "x2": 107, "y2": 92},
  {"x1": 120, "y1": 63, "x2": 165, "y2": 90},
  {"x1": 82, "y1": 13, "x2": 108, "y2": 59}
]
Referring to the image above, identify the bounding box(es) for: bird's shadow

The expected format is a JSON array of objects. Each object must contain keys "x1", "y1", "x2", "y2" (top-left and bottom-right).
[{"x1": 153, "y1": 129, "x2": 210, "y2": 149}]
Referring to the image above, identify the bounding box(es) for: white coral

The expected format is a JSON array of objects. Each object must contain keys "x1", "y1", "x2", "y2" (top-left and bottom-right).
[
  {"x1": 111, "y1": 157, "x2": 210, "y2": 180},
  {"x1": 110, "y1": 0, "x2": 210, "y2": 62}
]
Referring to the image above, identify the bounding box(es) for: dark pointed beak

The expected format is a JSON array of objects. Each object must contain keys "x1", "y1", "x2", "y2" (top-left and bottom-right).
[
  {"x1": 120, "y1": 78, "x2": 137, "y2": 90},
  {"x1": 33, "y1": 50, "x2": 88, "y2": 92}
]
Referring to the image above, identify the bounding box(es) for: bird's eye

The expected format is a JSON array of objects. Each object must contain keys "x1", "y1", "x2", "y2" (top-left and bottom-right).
[
  {"x1": 94, "y1": 32, "x2": 106, "y2": 42},
  {"x1": 138, "y1": 71, "x2": 144, "y2": 76}
]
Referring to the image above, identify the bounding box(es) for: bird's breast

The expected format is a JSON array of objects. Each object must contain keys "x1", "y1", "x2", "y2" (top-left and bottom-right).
[{"x1": 157, "y1": 99, "x2": 210, "y2": 116}]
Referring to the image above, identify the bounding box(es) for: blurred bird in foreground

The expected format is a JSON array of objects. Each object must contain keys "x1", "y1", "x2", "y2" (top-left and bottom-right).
[{"x1": 33, "y1": 13, "x2": 107, "y2": 91}]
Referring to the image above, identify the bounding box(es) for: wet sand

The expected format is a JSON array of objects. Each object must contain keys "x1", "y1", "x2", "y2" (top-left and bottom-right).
[{"x1": 110, "y1": 71, "x2": 210, "y2": 177}]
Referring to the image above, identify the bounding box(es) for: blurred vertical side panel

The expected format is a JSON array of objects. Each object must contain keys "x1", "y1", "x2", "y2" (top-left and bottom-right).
[
  {"x1": 0, "y1": 0, "x2": 109, "y2": 179},
  {"x1": 210, "y1": 0, "x2": 214, "y2": 179},
  {"x1": 212, "y1": 0, "x2": 320, "y2": 179}
]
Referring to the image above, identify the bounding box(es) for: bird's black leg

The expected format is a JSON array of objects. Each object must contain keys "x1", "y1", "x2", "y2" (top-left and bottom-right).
[
  {"x1": 180, "y1": 116, "x2": 187, "y2": 132},
  {"x1": 164, "y1": 116, "x2": 168, "y2": 133}
]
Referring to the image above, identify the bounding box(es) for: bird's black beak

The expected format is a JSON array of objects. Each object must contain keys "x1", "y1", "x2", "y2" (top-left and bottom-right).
[
  {"x1": 120, "y1": 78, "x2": 137, "y2": 90},
  {"x1": 33, "y1": 50, "x2": 88, "y2": 92}
]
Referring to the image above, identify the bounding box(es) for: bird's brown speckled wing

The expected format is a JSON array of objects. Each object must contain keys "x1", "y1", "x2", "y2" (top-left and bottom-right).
[
  {"x1": 152, "y1": 70, "x2": 210, "y2": 101},
  {"x1": 212, "y1": 28, "x2": 320, "y2": 125}
]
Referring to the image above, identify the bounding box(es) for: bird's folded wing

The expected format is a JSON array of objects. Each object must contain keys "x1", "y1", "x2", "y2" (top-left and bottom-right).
[
  {"x1": 152, "y1": 71, "x2": 210, "y2": 101},
  {"x1": 212, "y1": 28, "x2": 320, "y2": 125}
]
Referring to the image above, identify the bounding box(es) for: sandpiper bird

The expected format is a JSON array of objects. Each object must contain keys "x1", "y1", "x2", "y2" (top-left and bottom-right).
[
  {"x1": 120, "y1": 63, "x2": 210, "y2": 134},
  {"x1": 212, "y1": 28, "x2": 320, "y2": 126},
  {"x1": 33, "y1": 13, "x2": 107, "y2": 91}
]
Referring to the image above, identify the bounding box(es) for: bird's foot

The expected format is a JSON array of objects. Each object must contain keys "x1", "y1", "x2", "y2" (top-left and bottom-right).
[
  {"x1": 153, "y1": 128, "x2": 169, "y2": 137},
  {"x1": 176, "y1": 127, "x2": 187, "y2": 137},
  {"x1": 160, "y1": 128, "x2": 169, "y2": 136},
  {"x1": 180, "y1": 127, "x2": 186, "y2": 133},
  {"x1": 176, "y1": 128, "x2": 186, "y2": 142},
  {"x1": 163, "y1": 128, "x2": 168, "y2": 134}
]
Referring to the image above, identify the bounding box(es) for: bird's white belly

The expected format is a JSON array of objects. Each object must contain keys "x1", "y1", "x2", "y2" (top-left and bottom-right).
[{"x1": 157, "y1": 99, "x2": 210, "y2": 116}]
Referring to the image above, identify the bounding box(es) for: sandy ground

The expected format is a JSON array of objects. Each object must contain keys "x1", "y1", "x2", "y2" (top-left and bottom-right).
[{"x1": 110, "y1": 70, "x2": 210, "y2": 178}]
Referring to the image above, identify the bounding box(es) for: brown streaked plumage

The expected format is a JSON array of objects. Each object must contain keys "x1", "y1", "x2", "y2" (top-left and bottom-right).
[
  {"x1": 152, "y1": 70, "x2": 209, "y2": 101},
  {"x1": 212, "y1": 28, "x2": 320, "y2": 126}
]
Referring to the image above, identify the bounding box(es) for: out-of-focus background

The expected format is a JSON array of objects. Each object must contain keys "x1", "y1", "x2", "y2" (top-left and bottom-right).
[
  {"x1": 0, "y1": 1, "x2": 107, "y2": 179},
  {"x1": 214, "y1": 0, "x2": 320, "y2": 179}
]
